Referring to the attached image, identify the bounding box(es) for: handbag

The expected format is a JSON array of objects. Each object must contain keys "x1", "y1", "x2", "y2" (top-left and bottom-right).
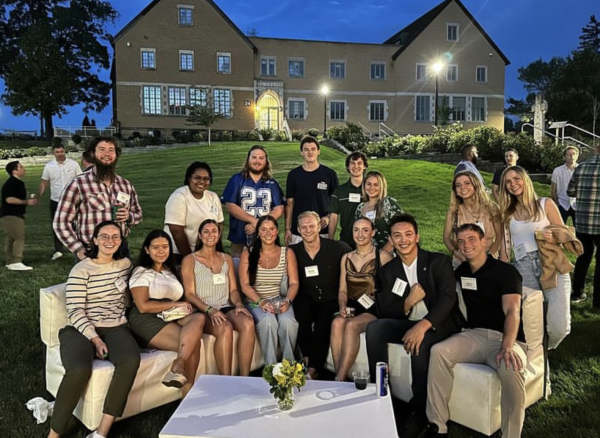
[
  {"x1": 157, "y1": 306, "x2": 192, "y2": 322},
  {"x1": 280, "y1": 248, "x2": 289, "y2": 297}
]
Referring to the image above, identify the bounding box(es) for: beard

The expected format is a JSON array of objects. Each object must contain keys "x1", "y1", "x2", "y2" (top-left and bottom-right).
[
  {"x1": 249, "y1": 165, "x2": 265, "y2": 176},
  {"x1": 471, "y1": 156, "x2": 478, "y2": 166},
  {"x1": 95, "y1": 160, "x2": 117, "y2": 182}
]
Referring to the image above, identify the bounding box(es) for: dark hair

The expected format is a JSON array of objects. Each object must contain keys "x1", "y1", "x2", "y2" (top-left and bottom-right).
[
  {"x1": 460, "y1": 144, "x2": 475, "y2": 160},
  {"x1": 194, "y1": 219, "x2": 224, "y2": 252},
  {"x1": 87, "y1": 136, "x2": 122, "y2": 157},
  {"x1": 184, "y1": 161, "x2": 213, "y2": 186},
  {"x1": 389, "y1": 213, "x2": 419, "y2": 235},
  {"x1": 505, "y1": 148, "x2": 518, "y2": 155},
  {"x1": 242, "y1": 145, "x2": 272, "y2": 180},
  {"x1": 248, "y1": 215, "x2": 281, "y2": 285},
  {"x1": 353, "y1": 216, "x2": 375, "y2": 230},
  {"x1": 5, "y1": 161, "x2": 19, "y2": 176},
  {"x1": 85, "y1": 220, "x2": 126, "y2": 259},
  {"x1": 82, "y1": 148, "x2": 95, "y2": 165},
  {"x1": 345, "y1": 151, "x2": 368, "y2": 173},
  {"x1": 52, "y1": 144, "x2": 65, "y2": 151},
  {"x1": 300, "y1": 135, "x2": 320, "y2": 151},
  {"x1": 456, "y1": 223, "x2": 485, "y2": 239},
  {"x1": 137, "y1": 230, "x2": 180, "y2": 281}
]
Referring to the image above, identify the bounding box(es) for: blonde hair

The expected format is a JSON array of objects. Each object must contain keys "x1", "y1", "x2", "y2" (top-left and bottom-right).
[
  {"x1": 449, "y1": 171, "x2": 499, "y2": 221},
  {"x1": 362, "y1": 170, "x2": 388, "y2": 218},
  {"x1": 498, "y1": 166, "x2": 543, "y2": 223},
  {"x1": 297, "y1": 210, "x2": 321, "y2": 224}
]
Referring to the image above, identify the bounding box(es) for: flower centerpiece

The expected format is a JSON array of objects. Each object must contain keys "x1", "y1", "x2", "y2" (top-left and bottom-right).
[{"x1": 262, "y1": 359, "x2": 307, "y2": 410}]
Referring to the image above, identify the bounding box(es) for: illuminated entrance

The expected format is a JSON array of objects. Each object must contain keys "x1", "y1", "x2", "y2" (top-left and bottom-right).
[{"x1": 256, "y1": 92, "x2": 281, "y2": 130}]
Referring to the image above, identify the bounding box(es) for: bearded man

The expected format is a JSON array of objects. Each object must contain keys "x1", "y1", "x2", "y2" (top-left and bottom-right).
[
  {"x1": 221, "y1": 144, "x2": 285, "y2": 258},
  {"x1": 53, "y1": 136, "x2": 142, "y2": 260}
]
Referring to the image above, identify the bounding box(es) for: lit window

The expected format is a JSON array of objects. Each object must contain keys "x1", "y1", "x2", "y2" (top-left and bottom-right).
[
  {"x1": 330, "y1": 101, "x2": 346, "y2": 121},
  {"x1": 447, "y1": 65, "x2": 458, "y2": 82},
  {"x1": 370, "y1": 63, "x2": 385, "y2": 80},
  {"x1": 168, "y1": 87, "x2": 187, "y2": 116},
  {"x1": 217, "y1": 52, "x2": 231, "y2": 74},
  {"x1": 288, "y1": 99, "x2": 305, "y2": 119},
  {"x1": 476, "y1": 66, "x2": 487, "y2": 83},
  {"x1": 180, "y1": 51, "x2": 194, "y2": 71},
  {"x1": 472, "y1": 97, "x2": 486, "y2": 122},
  {"x1": 447, "y1": 23, "x2": 459, "y2": 41},
  {"x1": 369, "y1": 101, "x2": 386, "y2": 122},
  {"x1": 261, "y1": 57, "x2": 276, "y2": 76},
  {"x1": 142, "y1": 86, "x2": 161, "y2": 115},
  {"x1": 451, "y1": 96, "x2": 466, "y2": 121},
  {"x1": 214, "y1": 88, "x2": 232, "y2": 117},
  {"x1": 416, "y1": 64, "x2": 428, "y2": 81},
  {"x1": 330, "y1": 61, "x2": 346, "y2": 79},
  {"x1": 415, "y1": 96, "x2": 430, "y2": 122},
  {"x1": 190, "y1": 87, "x2": 208, "y2": 107},
  {"x1": 178, "y1": 7, "x2": 193, "y2": 25},
  {"x1": 141, "y1": 49, "x2": 156, "y2": 69},
  {"x1": 288, "y1": 59, "x2": 305, "y2": 78}
]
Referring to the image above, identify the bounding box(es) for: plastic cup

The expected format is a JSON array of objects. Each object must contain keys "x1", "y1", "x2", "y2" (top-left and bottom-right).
[
  {"x1": 352, "y1": 370, "x2": 369, "y2": 390},
  {"x1": 345, "y1": 307, "x2": 355, "y2": 318}
]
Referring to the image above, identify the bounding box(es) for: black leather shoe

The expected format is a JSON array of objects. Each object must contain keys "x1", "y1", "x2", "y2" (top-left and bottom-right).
[
  {"x1": 420, "y1": 423, "x2": 448, "y2": 438},
  {"x1": 400, "y1": 411, "x2": 428, "y2": 438}
]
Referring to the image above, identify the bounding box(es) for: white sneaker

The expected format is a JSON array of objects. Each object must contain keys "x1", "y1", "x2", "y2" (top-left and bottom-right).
[
  {"x1": 51, "y1": 251, "x2": 63, "y2": 260},
  {"x1": 6, "y1": 263, "x2": 33, "y2": 271}
]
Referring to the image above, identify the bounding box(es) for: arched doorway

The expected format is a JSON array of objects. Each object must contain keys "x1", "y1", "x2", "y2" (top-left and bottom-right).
[{"x1": 256, "y1": 92, "x2": 281, "y2": 131}]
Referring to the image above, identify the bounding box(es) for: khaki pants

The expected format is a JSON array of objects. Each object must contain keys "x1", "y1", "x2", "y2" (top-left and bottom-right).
[
  {"x1": 426, "y1": 328, "x2": 527, "y2": 438},
  {"x1": 1, "y1": 215, "x2": 25, "y2": 265}
]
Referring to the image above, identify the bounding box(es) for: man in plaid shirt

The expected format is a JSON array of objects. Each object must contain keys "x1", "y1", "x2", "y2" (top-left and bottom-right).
[
  {"x1": 53, "y1": 137, "x2": 142, "y2": 260},
  {"x1": 568, "y1": 144, "x2": 600, "y2": 307}
]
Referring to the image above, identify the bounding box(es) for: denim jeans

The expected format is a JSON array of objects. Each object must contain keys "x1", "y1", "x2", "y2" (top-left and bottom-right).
[
  {"x1": 246, "y1": 302, "x2": 298, "y2": 365},
  {"x1": 513, "y1": 251, "x2": 571, "y2": 349}
]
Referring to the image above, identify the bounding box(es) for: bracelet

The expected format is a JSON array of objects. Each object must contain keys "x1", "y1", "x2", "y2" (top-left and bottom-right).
[
  {"x1": 206, "y1": 306, "x2": 213, "y2": 314},
  {"x1": 255, "y1": 299, "x2": 262, "y2": 306}
]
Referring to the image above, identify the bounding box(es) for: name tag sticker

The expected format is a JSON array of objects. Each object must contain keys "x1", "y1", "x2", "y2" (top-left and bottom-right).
[
  {"x1": 212, "y1": 273, "x2": 227, "y2": 285},
  {"x1": 349, "y1": 193, "x2": 361, "y2": 203},
  {"x1": 317, "y1": 182, "x2": 328, "y2": 190},
  {"x1": 115, "y1": 277, "x2": 127, "y2": 292},
  {"x1": 305, "y1": 266, "x2": 319, "y2": 277},
  {"x1": 461, "y1": 277, "x2": 477, "y2": 290},
  {"x1": 392, "y1": 278, "x2": 408, "y2": 297},
  {"x1": 358, "y1": 294, "x2": 374, "y2": 309},
  {"x1": 365, "y1": 210, "x2": 376, "y2": 220},
  {"x1": 514, "y1": 243, "x2": 527, "y2": 261},
  {"x1": 116, "y1": 191, "x2": 130, "y2": 205}
]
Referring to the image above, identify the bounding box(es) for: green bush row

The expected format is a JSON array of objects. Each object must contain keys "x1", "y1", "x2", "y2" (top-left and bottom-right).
[{"x1": 0, "y1": 147, "x2": 48, "y2": 159}]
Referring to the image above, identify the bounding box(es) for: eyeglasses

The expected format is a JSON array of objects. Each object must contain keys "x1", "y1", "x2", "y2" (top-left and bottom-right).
[
  {"x1": 98, "y1": 234, "x2": 122, "y2": 241},
  {"x1": 191, "y1": 176, "x2": 211, "y2": 183}
]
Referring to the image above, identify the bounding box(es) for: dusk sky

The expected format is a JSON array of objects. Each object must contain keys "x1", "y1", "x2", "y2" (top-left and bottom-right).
[{"x1": 0, "y1": 0, "x2": 597, "y2": 133}]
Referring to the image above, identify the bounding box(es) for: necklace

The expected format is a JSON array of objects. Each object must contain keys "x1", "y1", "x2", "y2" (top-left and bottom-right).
[
  {"x1": 198, "y1": 252, "x2": 218, "y2": 273},
  {"x1": 462, "y1": 204, "x2": 481, "y2": 222},
  {"x1": 355, "y1": 247, "x2": 374, "y2": 258}
]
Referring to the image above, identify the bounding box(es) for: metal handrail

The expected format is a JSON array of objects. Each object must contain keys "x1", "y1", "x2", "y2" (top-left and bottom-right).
[
  {"x1": 356, "y1": 122, "x2": 374, "y2": 139},
  {"x1": 521, "y1": 123, "x2": 593, "y2": 149},
  {"x1": 379, "y1": 123, "x2": 397, "y2": 139}
]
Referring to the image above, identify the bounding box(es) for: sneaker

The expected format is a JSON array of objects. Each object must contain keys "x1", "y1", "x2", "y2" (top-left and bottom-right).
[
  {"x1": 51, "y1": 251, "x2": 63, "y2": 261},
  {"x1": 85, "y1": 431, "x2": 106, "y2": 438},
  {"x1": 571, "y1": 292, "x2": 587, "y2": 302},
  {"x1": 162, "y1": 370, "x2": 187, "y2": 388},
  {"x1": 400, "y1": 411, "x2": 428, "y2": 438},
  {"x1": 421, "y1": 423, "x2": 448, "y2": 438},
  {"x1": 6, "y1": 262, "x2": 33, "y2": 271}
]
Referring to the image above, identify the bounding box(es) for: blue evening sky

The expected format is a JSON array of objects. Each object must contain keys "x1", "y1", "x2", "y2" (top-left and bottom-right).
[{"x1": 0, "y1": 0, "x2": 597, "y2": 133}]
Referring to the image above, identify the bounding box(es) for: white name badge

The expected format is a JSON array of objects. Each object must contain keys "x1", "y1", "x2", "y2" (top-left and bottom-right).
[
  {"x1": 365, "y1": 210, "x2": 376, "y2": 220},
  {"x1": 461, "y1": 277, "x2": 477, "y2": 290},
  {"x1": 213, "y1": 273, "x2": 227, "y2": 285},
  {"x1": 358, "y1": 294, "x2": 374, "y2": 309},
  {"x1": 115, "y1": 277, "x2": 127, "y2": 292},
  {"x1": 116, "y1": 191, "x2": 131, "y2": 205},
  {"x1": 349, "y1": 193, "x2": 361, "y2": 203},
  {"x1": 305, "y1": 266, "x2": 319, "y2": 277},
  {"x1": 317, "y1": 182, "x2": 328, "y2": 190},
  {"x1": 392, "y1": 278, "x2": 408, "y2": 297},
  {"x1": 514, "y1": 243, "x2": 527, "y2": 261}
]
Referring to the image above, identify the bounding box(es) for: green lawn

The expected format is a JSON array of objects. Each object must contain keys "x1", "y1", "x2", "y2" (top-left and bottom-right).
[{"x1": 0, "y1": 142, "x2": 598, "y2": 438}]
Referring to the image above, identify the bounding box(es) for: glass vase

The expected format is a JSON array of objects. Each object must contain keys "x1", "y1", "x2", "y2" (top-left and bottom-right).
[{"x1": 277, "y1": 387, "x2": 295, "y2": 411}]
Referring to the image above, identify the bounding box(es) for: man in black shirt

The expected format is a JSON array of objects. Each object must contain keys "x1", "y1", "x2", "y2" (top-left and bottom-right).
[
  {"x1": 424, "y1": 223, "x2": 526, "y2": 438},
  {"x1": 1, "y1": 161, "x2": 37, "y2": 270},
  {"x1": 291, "y1": 211, "x2": 350, "y2": 379}
]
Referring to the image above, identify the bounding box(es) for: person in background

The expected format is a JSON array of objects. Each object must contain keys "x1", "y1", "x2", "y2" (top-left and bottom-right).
[
  {"x1": 551, "y1": 146, "x2": 579, "y2": 225},
  {"x1": 454, "y1": 144, "x2": 485, "y2": 188},
  {"x1": 492, "y1": 149, "x2": 519, "y2": 201}
]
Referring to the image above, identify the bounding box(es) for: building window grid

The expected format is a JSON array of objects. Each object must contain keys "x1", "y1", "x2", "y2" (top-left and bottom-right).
[
  {"x1": 141, "y1": 49, "x2": 155, "y2": 69},
  {"x1": 217, "y1": 53, "x2": 231, "y2": 74},
  {"x1": 370, "y1": 63, "x2": 385, "y2": 80},
  {"x1": 142, "y1": 86, "x2": 162, "y2": 115},
  {"x1": 180, "y1": 51, "x2": 194, "y2": 71},
  {"x1": 416, "y1": 63, "x2": 428, "y2": 81},
  {"x1": 450, "y1": 96, "x2": 466, "y2": 121},
  {"x1": 369, "y1": 102, "x2": 385, "y2": 122},
  {"x1": 415, "y1": 95, "x2": 430, "y2": 122},
  {"x1": 288, "y1": 99, "x2": 305, "y2": 119},
  {"x1": 261, "y1": 57, "x2": 276, "y2": 76},
  {"x1": 330, "y1": 100, "x2": 346, "y2": 121},
  {"x1": 330, "y1": 61, "x2": 346, "y2": 79},
  {"x1": 214, "y1": 88, "x2": 232, "y2": 117},
  {"x1": 472, "y1": 97, "x2": 486, "y2": 122},
  {"x1": 168, "y1": 87, "x2": 187, "y2": 116},
  {"x1": 288, "y1": 59, "x2": 305, "y2": 78},
  {"x1": 447, "y1": 23, "x2": 459, "y2": 41},
  {"x1": 189, "y1": 87, "x2": 208, "y2": 107},
  {"x1": 476, "y1": 66, "x2": 487, "y2": 83},
  {"x1": 447, "y1": 64, "x2": 458, "y2": 82},
  {"x1": 178, "y1": 7, "x2": 193, "y2": 25}
]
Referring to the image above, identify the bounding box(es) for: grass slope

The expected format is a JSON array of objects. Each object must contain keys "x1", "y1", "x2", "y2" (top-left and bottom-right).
[{"x1": 0, "y1": 142, "x2": 598, "y2": 438}]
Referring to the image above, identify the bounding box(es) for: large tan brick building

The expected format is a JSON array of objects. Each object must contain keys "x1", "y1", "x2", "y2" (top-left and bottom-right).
[{"x1": 111, "y1": 0, "x2": 509, "y2": 137}]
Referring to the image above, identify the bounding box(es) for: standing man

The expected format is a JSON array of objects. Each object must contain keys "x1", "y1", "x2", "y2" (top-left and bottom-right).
[
  {"x1": 291, "y1": 211, "x2": 351, "y2": 379},
  {"x1": 455, "y1": 145, "x2": 485, "y2": 187},
  {"x1": 552, "y1": 146, "x2": 579, "y2": 225},
  {"x1": 285, "y1": 136, "x2": 338, "y2": 245},
  {"x1": 568, "y1": 144, "x2": 600, "y2": 305},
  {"x1": 492, "y1": 149, "x2": 519, "y2": 201},
  {"x1": 222, "y1": 145, "x2": 284, "y2": 258},
  {"x1": 327, "y1": 151, "x2": 367, "y2": 247},
  {"x1": 1, "y1": 161, "x2": 38, "y2": 270},
  {"x1": 53, "y1": 137, "x2": 142, "y2": 260},
  {"x1": 365, "y1": 213, "x2": 462, "y2": 438},
  {"x1": 38, "y1": 144, "x2": 82, "y2": 260},
  {"x1": 424, "y1": 224, "x2": 526, "y2": 438}
]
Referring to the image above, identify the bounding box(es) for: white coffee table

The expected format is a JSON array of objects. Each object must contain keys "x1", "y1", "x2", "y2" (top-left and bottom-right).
[{"x1": 159, "y1": 375, "x2": 397, "y2": 438}]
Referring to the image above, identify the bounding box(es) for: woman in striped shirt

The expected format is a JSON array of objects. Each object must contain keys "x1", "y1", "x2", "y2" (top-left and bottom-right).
[
  {"x1": 48, "y1": 221, "x2": 140, "y2": 438},
  {"x1": 240, "y1": 215, "x2": 300, "y2": 365},
  {"x1": 182, "y1": 219, "x2": 255, "y2": 376}
]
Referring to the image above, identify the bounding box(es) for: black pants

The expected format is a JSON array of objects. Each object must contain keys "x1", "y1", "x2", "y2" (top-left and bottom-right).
[
  {"x1": 558, "y1": 205, "x2": 575, "y2": 226},
  {"x1": 573, "y1": 232, "x2": 600, "y2": 307},
  {"x1": 366, "y1": 318, "x2": 453, "y2": 412},
  {"x1": 50, "y1": 200, "x2": 63, "y2": 252},
  {"x1": 293, "y1": 293, "x2": 338, "y2": 372}
]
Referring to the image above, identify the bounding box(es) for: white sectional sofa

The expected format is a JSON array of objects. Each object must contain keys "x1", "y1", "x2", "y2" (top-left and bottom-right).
[{"x1": 40, "y1": 283, "x2": 264, "y2": 431}]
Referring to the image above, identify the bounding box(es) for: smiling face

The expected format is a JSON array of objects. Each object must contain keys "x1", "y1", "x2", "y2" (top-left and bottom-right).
[
  {"x1": 93, "y1": 224, "x2": 122, "y2": 258},
  {"x1": 298, "y1": 214, "x2": 320, "y2": 244},
  {"x1": 390, "y1": 221, "x2": 419, "y2": 260},
  {"x1": 352, "y1": 218, "x2": 375, "y2": 247},
  {"x1": 454, "y1": 174, "x2": 475, "y2": 200},
  {"x1": 258, "y1": 219, "x2": 278, "y2": 245},
  {"x1": 94, "y1": 141, "x2": 117, "y2": 167},
  {"x1": 504, "y1": 150, "x2": 518, "y2": 167},
  {"x1": 248, "y1": 148, "x2": 267, "y2": 175},
  {"x1": 301, "y1": 142, "x2": 320, "y2": 165},
  {"x1": 504, "y1": 170, "x2": 524, "y2": 197},
  {"x1": 457, "y1": 229, "x2": 487, "y2": 262},
  {"x1": 348, "y1": 157, "x2": 365, "y2": 179},
  {"x1": 188, "y1": 168, "x2": 211, "y2": 198},
  {"x1": 364, "y1": 175, "x2": 381, "y2": 200},
  {"x1": 146, "y1": 236, "x2": 170, "y2": 266},
  {"x1": 199, "y1": 222, "x2": 220, "y2": 247}
]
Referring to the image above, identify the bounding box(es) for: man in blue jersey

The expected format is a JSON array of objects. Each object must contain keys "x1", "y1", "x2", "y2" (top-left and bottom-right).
[{"x1": 222, "y1": 145, "x2": 285, "y2": 259}]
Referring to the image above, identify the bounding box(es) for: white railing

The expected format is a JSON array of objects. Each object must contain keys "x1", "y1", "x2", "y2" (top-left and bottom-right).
[
  {"x1": 521, "y1": 123, "x2": 594, "y2": 149},
  {"x1": 356, "y1": 122, "x2": 374, "y2": 140},
  {"x1": 282, "y1": 119, "x2": 292, "y2": 141},
  {"x1": 379, "y1": 123, "x2": 397, "y2": 139},
  {"x1": 54, "y1": 126, "x2": 117, "y2": 139}
]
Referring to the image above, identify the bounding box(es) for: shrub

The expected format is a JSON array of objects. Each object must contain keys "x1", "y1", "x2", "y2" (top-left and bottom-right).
[
  {"x1": 307, "y1": 128, "x2": 320, "y2": 137},
  {"x1": 274, "y1": 130, "x2": 288, "y2": 141},
  {"x1": 221, "y1": 131, "x2": 233, "y2": 142},
  {"x1": 64, "y1": 145, "x2": 79, "y2": 153},
  {"x1": 258, "y1": 127, "x2": 274, "y2": 141},
  {"x1": 131, "y1": 137, "x2": 149, "y2": 147},
  {"x1": 71, "y1": 134, "x2": 82, "y2": 145},
  {"x1": 291, "y1": 129, "x2": 305, "y2": 141},
  {"x1": 194, "y1": 133, "x2": 204, "y2": 142},
  {"x1": 469, "y1": 126, "x2": 504, "y2": 161},
  {"x1": 51, "y1": 137, "x2": 63, "y2": 147},
  {"x1": 131, "y1": 131, "x2": 141, "y2": 139},
  {"x1": 247, "y1": 129, "x2": 261, "y2": 141},
  {"x1": 26, "y1": 147, "x2": 47, "y2": 157},
  {"x1": 539, "y1": 141, "x2": 568, "y2": 173},
  {"x1": 502, "y1": 132, "x2": 540, "y2": 170},
  {"x1": 326, "y1": 122, "x2": 371, "y2": 152}
]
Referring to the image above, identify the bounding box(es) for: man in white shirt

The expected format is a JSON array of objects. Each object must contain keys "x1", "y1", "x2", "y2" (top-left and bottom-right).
[
  {"x1": 38, "y1": 144, "x2": 82, "y2": 260},
  {"x1": 551, "y1": 146, "x2": 579, "y2": 225}
]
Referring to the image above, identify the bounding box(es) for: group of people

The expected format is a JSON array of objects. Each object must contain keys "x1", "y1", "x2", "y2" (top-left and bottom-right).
[{"x1": 2, "y1": 134, "x2": 599, "y2": 438}]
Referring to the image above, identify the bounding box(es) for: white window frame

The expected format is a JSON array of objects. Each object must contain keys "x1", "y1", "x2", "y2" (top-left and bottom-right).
[
  {"x1": 189, "y1": 87, "x2": 209, "y2": 107},
  {"x1": 368, "y1": 100, "x2": 387, "y2": 122},
  {"x1": 260, "y1": 56, "x2": 276, "y2": 76},
  {"x1": 415, "y1": 95, "x2": 431, "y2": 122},
  {"x1": 450, "y1": 96, "x2": 466, "y2": 122},
  {"x1": 214, "y1": 88, "x2": 232, "y2": 117},
  {"x1": 288, "y1": 58, "x2": 305, "y2": 78},
  {"x1": 330, "y1": 60, "x2": 346, "y2": 79},
  {"x1": 217, "y1": 52, "x2": 231, "y2": 74},
  {"x1": 329, "y1": 99, "x2": 347, "y2": 121},
  {"x1": 142, "y1": 85, "x2": 162, "y2": 115},
  {"x1": 168, "y1": 86, "x2": 187, "y2": 116},
  {"x1": 446, "y1": 64, "x2": 458, "y2": 82},
  {"x1": 178, "y1": 5, "x2": 194, "y2": 25},
  {"x1": 471, "y1": 96, "x2": 487, "y2": 122},
  {"x1": 447, "y1": 23, "x2": 459, "y2": 42},
  {"x1": 179, "y1": 50, "x2": 194, "y2": 71},
  {"x1": 370, "y1": 62, "x2": 386, "y2": 80},
  {"x1": 287, "y1": 98, "x2": 306, "y2": 120},
  {"x1": 476, "y1": 65, "x2": 488, "y2": 83},
  {"x1": 416, "y1": 63, "x2": 428, "y2": 81},
  {"x1": 140, "y1": 48, "x2": 156, "y2": 69}
]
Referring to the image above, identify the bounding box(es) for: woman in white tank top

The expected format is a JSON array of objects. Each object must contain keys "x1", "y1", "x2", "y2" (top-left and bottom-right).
[{"x1": 499, "y1": 166, "x2": 571, "y2": 349}]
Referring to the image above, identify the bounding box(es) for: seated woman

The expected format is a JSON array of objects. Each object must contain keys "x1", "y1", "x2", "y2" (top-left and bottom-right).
[
  {"x1": 128, "y1": 230, "x2": 205, "y2": 397},
  {"x1": 182, "y1": 219, "x2": 255, "y2": 375},
  {"x1": 330, "y1": 217, "x2": 390, "y2": 381},
  {"x1": 240, "y1": 215, "x2": 300, "y2": 365},
  {"x1": 48, "y1": 221, "x2": 140, "y2": 438}
]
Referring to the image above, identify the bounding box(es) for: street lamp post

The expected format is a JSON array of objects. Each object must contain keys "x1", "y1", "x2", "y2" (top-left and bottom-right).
[
  {"x1": 432, "y1": 62, "x2": 443, "y2": 127},
  {"x1": 321, "y1": 85, "x2": 329, "y2": 138}
]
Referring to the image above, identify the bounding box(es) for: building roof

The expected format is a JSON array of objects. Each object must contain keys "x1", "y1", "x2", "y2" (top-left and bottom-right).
[
  {"x1": 110, "y1": 0, "x2": 257, "y2": 52},
  {"x1": 384, "y1": 0, "x2": 510, "y2": 65}
]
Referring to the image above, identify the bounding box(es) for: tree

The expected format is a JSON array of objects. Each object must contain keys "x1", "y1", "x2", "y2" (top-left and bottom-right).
[
  {"x1": 579, "y1": 15, "x2": 600, "y2": 52},
  {"x1": 0, "y1": 0, "x2": 118, "y2": 139},
  {"x1": 186, "y1": 92, "x2": 224, "y2": 146}
]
